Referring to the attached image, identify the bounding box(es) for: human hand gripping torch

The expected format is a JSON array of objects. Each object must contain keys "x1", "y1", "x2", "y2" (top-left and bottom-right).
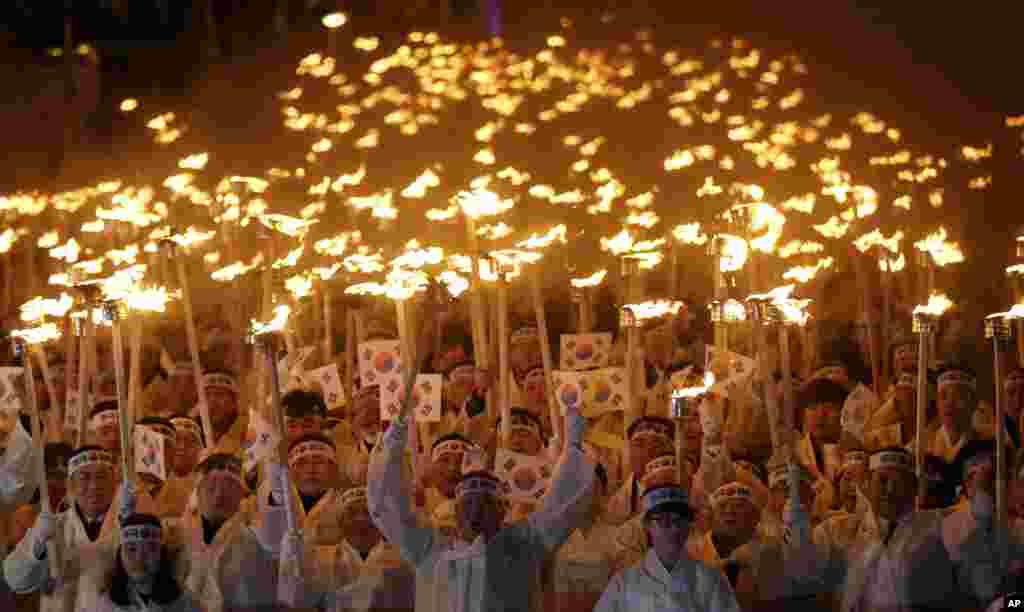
[
  {"x1": 985, "y1": 304, "x2": 1024, "y2": 559},
  {"x1": 250, "y1": 305, "x2": 298, "y2": 532},
  {"x1": 671, "y1": 371, "x2": 715, "y2": 484},
  {"x1": 912, "y1": 293, "x2": 952, "y2": 508},
  {"x1": 746, "y1": 285, "x2": 811, "y2": 466},
  {"x1": 11, "y1": 322, "x2": 63, "y2": 589}
]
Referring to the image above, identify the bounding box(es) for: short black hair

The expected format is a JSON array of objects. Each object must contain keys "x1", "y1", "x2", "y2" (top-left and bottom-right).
[
  {"x1": 195, "y1": 452, "x2": 242, "y2": 475},
  {"x1": 626, "y1": 416, "x2": 675, "y2": 440},
  {"x1": 137, "y1": 416, "x2": 175, "y2": 431},
  {"x1": 594, "y1": 463, "x2": 608, "y2": 490},
  {"x1": 798, "y1": 378, "x2": 849, "y2": 411},
  {"x1": 282, "y1": 389, "x2": 327, "y2": 419},
  {"x1": 44, "y1": 442, "x2": 73, "y2": 475}
]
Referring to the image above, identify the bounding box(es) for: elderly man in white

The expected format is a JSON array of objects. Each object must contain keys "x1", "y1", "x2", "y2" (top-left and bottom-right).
[
  {"x1": 366, "y1": 381, "x2": 596, "y2": 612},
  {"x1": 774, "y1": 446, "x2": 1014, "y2": 612},
  {"x1": 594, "y1": 483, "x2": 741, "y2": 612}
]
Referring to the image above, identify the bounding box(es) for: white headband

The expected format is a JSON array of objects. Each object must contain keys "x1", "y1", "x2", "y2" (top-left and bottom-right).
[
  {"x1": 937, "y1": 370, "x2": 976, "y2": 390},
  {"x1": 710, "y1": 482, "x2": 757, "y2": 508},
  {"x1": 841, "y1": 451, "x2": 869, "y2": 475},
  {"x1": 171, "y1": 418, "x2": 204, "y2": 445},
  {"x1": 69, "y1": 450, "x2": 114, "y2": 478},
  {"x1": 288, "y1": 440, "x2": 336, "y2": 466},
  {"x1": 869, "y1": 450, "x2": 914, "y2": 473},
  {"x1": 455, "y1": 475, "x2": 502, "y2": 499},
  {"x1": 202, "y1": 373, "x2": 239, "y2": 395},
  {"x1": 644, "y1": 455, "x2": 676, "y2": 479},
  {"x1": 432, "y1": 439, "x2": 469, "y2": 462},
  {"x1": 201, "y1": 466, "x2": 246, "y2": 490},
  {"x1": 448, "y1": 365, "x2": 476, "y2": 383},
  {"x1": 510, "y1": 327, "x2": 539, "y2": 345},
  {"x1": 121, "y1": 524, "x2": 162, "y2": 545},
  {"x1": 768, "y1": 464, "x2": 813, "y2": 489}
]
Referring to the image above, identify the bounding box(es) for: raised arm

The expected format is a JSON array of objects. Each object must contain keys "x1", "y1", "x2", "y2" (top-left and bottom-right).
[
  {"x1": 528, "y1": 403, "x2": 596, "y2": 553},
  {"x1": 367, "y1": 413, "x2": 436, "y2": 566},
  {"x1": 3, "y1": 510, "x2": 55, "y2": 593}
]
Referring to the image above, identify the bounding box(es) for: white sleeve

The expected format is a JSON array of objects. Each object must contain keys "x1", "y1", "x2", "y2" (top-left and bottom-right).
[
  {"x1": 0, "y1": 423, "x2": 39, "y2": 511},
  {"x1": 2, "y1": 523, "x2": 50, "y2": 594},
  {"x1": 367, "y1": 417, "x2": 436, "y2": 567},
  {"x1": 708, "y1": 565, "x2": 743, "y2": 612},
  {"x1": 528, "y1": 445, "x2": 596, "y2": 553}
]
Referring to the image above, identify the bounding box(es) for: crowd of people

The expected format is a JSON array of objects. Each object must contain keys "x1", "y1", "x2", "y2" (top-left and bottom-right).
[{"x1": 0, "y1": 289, "x2": 1022, "y2": 612}]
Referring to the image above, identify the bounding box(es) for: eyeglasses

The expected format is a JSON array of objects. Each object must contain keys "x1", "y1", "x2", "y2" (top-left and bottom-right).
[{"x1": 646, "y1": 513, "x2": 689, "y2": 529}]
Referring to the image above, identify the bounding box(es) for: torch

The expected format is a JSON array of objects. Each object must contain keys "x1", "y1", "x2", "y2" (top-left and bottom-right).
[
  {"x1": 249, "y1": 304, "x2": 298, "y2": 532},
  {"x1": 321, "y1": 12, "x2": 347, "y2": 58},
  {"x1": 622, "y1": 300, "x2": 685, "y2": 439},
  {"x1": 1008, "y1": 232, "x2": 1024, "y2": 365},
  {"x1": 912, "y1": 293, "x2": 953, "y2": 506},
  {"x1": 161, "y1": 239, "x2": 214, "y2": 448},
  {"x1": 100, "y1": 300, "x2": 133, "y2": 485},
  {"x1": 71, "y1": 282, "x2": 104, "y2": 447},
  {"x1": 985, "y1": 304, "x2": 1023, "y2": 550},
  {"x1": 570, "y1": 270, "x2": 606, "y2": 334},
  {"x1": 708, "y1": 233, "x2": 748, "y2": 351},
  {"x1": 19, "y1": 293, "x2": 75, "y2": 441},
  {"x1": 747, "y1": 285, "x2": 812, "y2": 463},
  {"x1": 670, "y1": 371, "x2": 715, "y2": 484},
  {"x1": 11, "y1": 323, "x2": 63, "y2": 590}
]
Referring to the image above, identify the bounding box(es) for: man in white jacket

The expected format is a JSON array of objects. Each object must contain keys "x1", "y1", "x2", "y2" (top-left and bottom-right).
[
  {"x1": 4, "y1": 446, "x2": 120, "y2": 612},
  {"x1": 366, "y1": 391, "x2": 596, "y2": 612},
  {"x1": 0, "y1": 401, "x2": 39, "y2": 561},
  {"x1": 594, "y1": 484, "x2": 742, "y2": 612}
]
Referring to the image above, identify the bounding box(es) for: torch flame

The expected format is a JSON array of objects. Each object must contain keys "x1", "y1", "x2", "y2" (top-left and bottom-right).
[
  {"x1": 517, "y1": 225, "x2": 567, "y2": 250},
  {"x1": 456, "y1": 188, "x2": 514, "y2": 219},
  {"x1": 286, "y1": 275, "x2": 314, "y2": 299},
  {"x1": 260, "y1": 214, "x2": 318, "y2": 237},
  {"x1": 20, "y1": 293, "x2": 74, "y2": 322},
  {"x1": 11, "y1": 323, "x2": 62, "y2": 345},
  {"x1": 913, "y1": 293, "x2": 954, "y2": 317},
  {"x1": 913, "y1": 227, "x2": 965, "y2": 267},
  {"x1": 571, "y1": 270, "x2": 607, "y2": 288},
  {"x1": 624, "y1": 300, "x2": 685, "y2": 322},
  {"x1": 251, "y1": 305, "x2": 292, "y2": 336},
  {"x1": 673, "y1": 371, "x2": 716, "y2": 399}
]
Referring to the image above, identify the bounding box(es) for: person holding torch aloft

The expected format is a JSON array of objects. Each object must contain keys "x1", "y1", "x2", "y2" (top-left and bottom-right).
[{"x1": 365, "y1": 317, "x2": 596, "y2": 612}]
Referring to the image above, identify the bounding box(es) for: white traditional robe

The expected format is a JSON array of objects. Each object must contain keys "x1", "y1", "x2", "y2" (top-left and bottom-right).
[
  {"x1": 0, "y1": 421, "x2": 39, "y2": 559},
  {"x1": 593, "y1": 549, "x2": 742, "y2": 612},
  {"x1": 3, "y1": 500, "x2": 120, "y2": 612},
  {"x1": 367, "y1": 416, "x2": 596, "y2": 612},
  {"x1": 162, "y1": 496, "x2": 286, "y2": 612},
  {"x1": 90, "y1": 589, "x2": 203, "y2": 612},
  {"x1": 777, "y1": 502, "x2": 1009, "y2": 612}
]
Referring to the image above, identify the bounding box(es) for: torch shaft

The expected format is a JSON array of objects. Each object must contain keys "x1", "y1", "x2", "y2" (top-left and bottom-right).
[
  {"x1": 75, "y1": 314, "x2": 95, "y2": 447},
  {"x1": 128, "y1": 315, "x2": 143, "y2": 425},
  {"x1": 175, "y1": 255, "x2": 214, "y2": 448},
  {"x1": 63, "y1": 315, "x2": 76, "y2": 441},
  {"x1": 915, "y1": 327, "x2": 928, "y2": 508},
  {"x1": 498, "y1": 277, "x2": 511, "y2": 448},
  {"x1": 322, "y1": 282, "x2": 333, "y2": 365},
  {"x1": 264, "y1": 341, "x2": 297, "y2": 531},
  {"x1": 32, "y1": 347, "x2": 59, "y2": 443},
  {"x1": 23, "y1": 348, "x2": 61, "y2": 583},
  {"x1": 530, "y1": 268, "x2": 562, "y2": 444},
  {"x1": 779, "y1": 324, "x2": 794, "y2": 448},
  {"x1": 111, "y1": 316, "x2": 132, "y2": 485}
]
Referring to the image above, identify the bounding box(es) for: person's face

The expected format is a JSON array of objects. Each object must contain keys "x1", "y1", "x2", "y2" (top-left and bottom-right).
[
  {"x1": 645, "y1": 511, "x2": 691, "y2": 561},
  {"x1": 839, "y1": 466, "x2": 867, "y2": 509},
  {"x1": 894, "y1": 381, "x2": 915, "y2": 409},
  {"x1": 291, "y1": 453, "x2": 335, "y2": 497},
  {"x1": 206, "y1": 388, "x2": 238, "y2": 432},
  {"x1": 173, "y1": 432, "x2": 201, "y2": 476},
  {"x1": 456, "y1": 493, "x2": 504, "y2": 541},
  {"x1": 629, "y1": 434, "x2": 671, "y2": 477},
  {"x1": 447, "y1": 370, "x2": 476, "y2": 402},
  {"x1": 869, "y1": 467, "x2": 915, "y2": 521},
  {"x1": 523, "y1": 373, "x2": 546, "y2": 406},
  {"x1": 713, "y1": 498, "x2": 759, "y2": 539},
  {"x1": 962, "y1": 458, "x2": 995, "y2": 501},
  {"x1": 507, "y1": 429, "x2": 542, "y2": 456},
  {"x1": 433, "y1": 452, "x2": 463, "y2": 496},
  {"x1": 510, "y1": 341, "x2": 541, "y2": 375},
  {"x1": 1006, "y1": 378, "x2": 1024, "y2": 420},
  {"x1": 938, "y1": 384, "x2": 974, "y2": 430},
  {"x1": 121, "y1": 540, "x2": 161, "y2": 580},
  {"x1": 355, "y1": 395, "x2": 381, "y2": 437},
  {"x1": 70, "y1": 464, "x2": 115, "y2": 517},
  {"x1": 894, "y1": 345, "x2": 917, "y2": 374},
  {"x1": 804, "y1": 402, "x2": 842, "y2": 443},
  {"x1": 93, "y1": 419, "x2": 120, "y2": 452},
  {"x1": 197, "y1": 471, "x2": 244, "y2": 522},
  {"x1": 342, "y1": 503, "x2": 381, "y2": 551},
  {"x1": 285, "y1": 415, "x2": 323, "y2": 445}
]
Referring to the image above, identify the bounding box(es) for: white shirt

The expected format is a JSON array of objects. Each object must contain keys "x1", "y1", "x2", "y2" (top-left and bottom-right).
[{"x1": 594, "y1": 549, "x2": 741, "y2": 612}]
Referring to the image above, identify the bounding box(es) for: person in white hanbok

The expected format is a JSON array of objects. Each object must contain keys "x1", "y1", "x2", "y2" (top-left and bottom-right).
[
  {"x1": 4, "y1": 446, "x2": 123, "y2": 612},
  {"x1": 0, "y1": 408, "x2": 39, "y2": 561},
  {"x1": 594, "y1": 484, "x2": 742, "y2": 612},
  {"x1": 772, "y1": 446, "x2": 1014, "y2": 612},
  {"x1": 90, "y1": 514, "x2": 201, "y2": 612},
  {"x1": 161, "y1": 452, "x2": 287, "y2": 612},
  {"x1": 366, "y1": 397, "x2": 596, "y2": 612}
]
